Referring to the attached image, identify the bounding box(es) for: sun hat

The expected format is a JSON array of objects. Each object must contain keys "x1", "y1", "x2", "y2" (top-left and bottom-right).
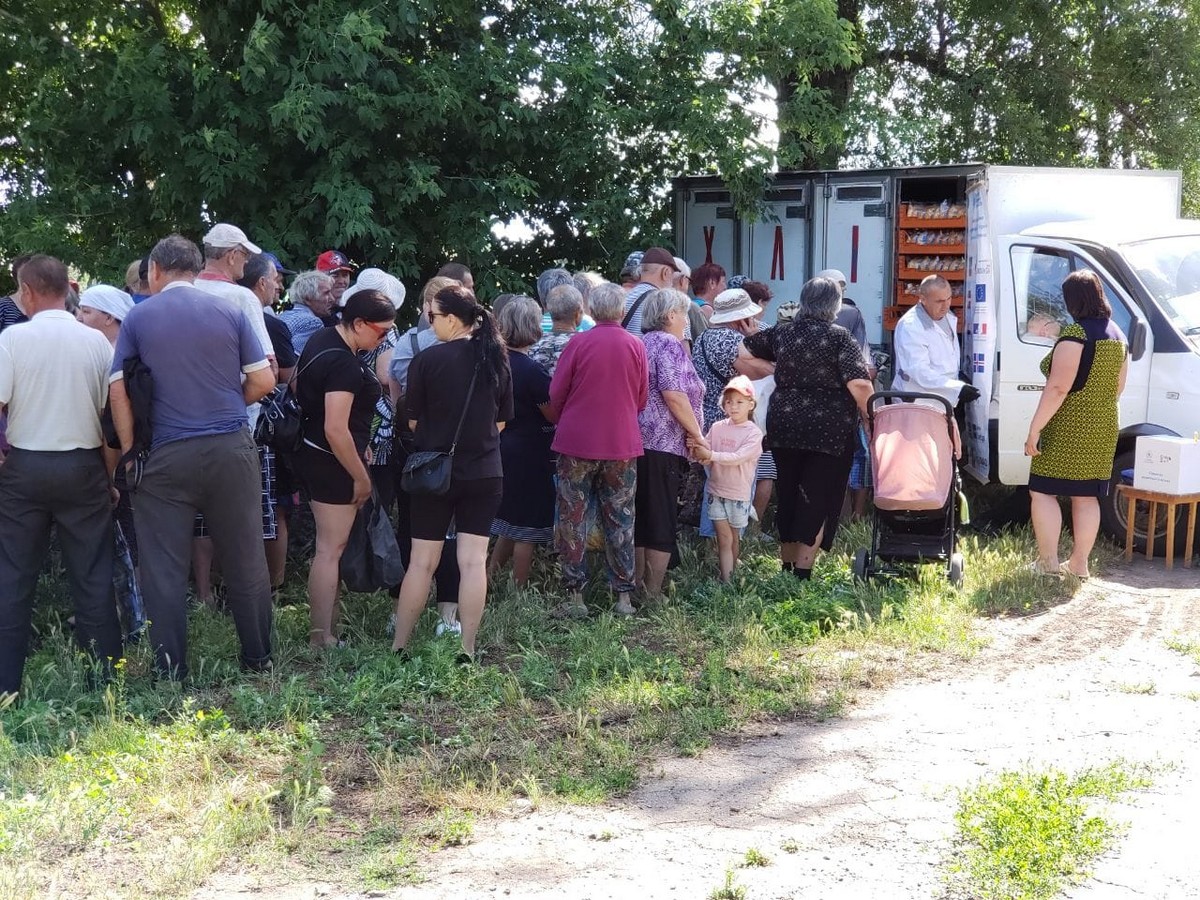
[
  {"x1": 776, "y1": 301, "x2": 800, "y2": 323},
  {"x1": 202, "y1": 223, "x2": 262, "y2": 255},
  {"x1": 816, "y1": 268, "x2": 847, "y2": 285},
  {"x1": 79, "y1": 285, "x2": 135, "y2": 322},
  {"x1": 722, "y1": 374, "x2": 756, "y2": 400},
  {"x1": 709, "y1": 288, "x2": 762, "y2": 325},
  {"x1": 315, "y1": 250, "x2": 355, "y2": 274},
  {"x1": 340, "y1": 267, "x2": 406, "y2": 309}
]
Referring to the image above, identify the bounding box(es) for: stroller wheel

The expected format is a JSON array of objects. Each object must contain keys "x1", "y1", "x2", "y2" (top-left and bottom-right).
[
  {"x1": 852, "y1": 548, "x2": 870, "y2": 583},
  {"x1": 948, "y1": 552, "x2": 965, "y2": 587}
]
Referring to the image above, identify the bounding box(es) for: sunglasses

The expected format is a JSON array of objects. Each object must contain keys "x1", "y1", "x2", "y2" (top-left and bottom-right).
[{"x1": 360, "y1": 320, "x2": 393, "y2": 338}]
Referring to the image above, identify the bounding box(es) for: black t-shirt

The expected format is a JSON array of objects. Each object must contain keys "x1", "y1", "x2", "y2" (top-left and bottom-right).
[
  {"x1": 407, "y1": 339, "x2": 514, "y2": 479},
  {"x1": 296, "y1": 326, "x2": 381, "y2": 454},
  {"x1": 743, "y1": 318, "x2": 870, "y2": 456},
  {"x1": 264, "y1": 313, "x2": 298, "y2": 369}
]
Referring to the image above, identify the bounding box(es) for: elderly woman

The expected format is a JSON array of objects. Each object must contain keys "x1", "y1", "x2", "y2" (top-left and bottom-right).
[
  {"x1": 529, "y1": 284, "x2": 584, "y2": 376},
  {"x1": 489, "y1": 299, "x2": 557, "y2": 585},
  {"x1": 1025, "y1": 270, "x2": 1128, "y2": 578},
  {"x1": 740, "y1": 277, "x2": 873, "y2": 579},
  {"x1": 548, "y1": 281, "x2": 648, "y2": 619},
  {"x1": 77, "y1": 285, "x2": 134, "y2": 346},
  {"x1": 635, "y1": 288, "x2": 706, "y2": 597}
]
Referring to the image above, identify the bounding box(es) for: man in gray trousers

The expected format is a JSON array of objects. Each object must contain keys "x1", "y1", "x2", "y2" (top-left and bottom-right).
[
  {"x1": 109, "y1": 235, "x2": 276, "y2": 679},
  {"x1": 0, "y1": 255, "x2": 122, "y2": 697}
]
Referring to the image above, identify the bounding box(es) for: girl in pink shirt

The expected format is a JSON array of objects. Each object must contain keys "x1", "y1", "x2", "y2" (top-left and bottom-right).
[{"x1": 690, "y1": 376, "x2": 763, "y2": 581}]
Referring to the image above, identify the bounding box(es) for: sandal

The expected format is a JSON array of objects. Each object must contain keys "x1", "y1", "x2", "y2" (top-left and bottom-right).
[
  {"x1": 1059, "y1": 563, "x2": 1090, "y2": 580},
  {"x1": 1026, "y1": 561, "x2": 1062, "y2": 578}
]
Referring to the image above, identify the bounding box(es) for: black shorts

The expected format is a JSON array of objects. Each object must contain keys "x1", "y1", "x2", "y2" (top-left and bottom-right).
[
  {"x1": 294, "y1": 441, "x2": 361, "y2": 505},
  {"x1": 410, "y1": 476, "x2": 503, "y2": 541},
  {"x1": 773, "y1": 447, "x2": 852, "y2": 546},
  {"x1": 634, "y1": 449, "x2": 687, "y2": 554}
]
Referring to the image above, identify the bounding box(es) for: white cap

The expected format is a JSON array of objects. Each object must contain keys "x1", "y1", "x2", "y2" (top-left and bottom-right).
[
  {"x1": 673, "y1": 257, "x2": 692, "y2": 278},
  {"x1": 340, "y1": 268, "x2": 406, "y2": 310},
  {"x1": 79, "y1": 285, "x2": 135, "y2": 321},
  {"x1": 816, "y1": 268, "x2": 847, "y2": 285},
  {"x1": 202, "y1": 223, "x2": 262, "y2": 255}
]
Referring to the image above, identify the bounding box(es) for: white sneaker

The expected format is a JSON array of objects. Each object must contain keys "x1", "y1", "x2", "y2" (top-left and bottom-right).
[{"x1": 434, "y1": 618, "x2": 463, "y2": 637}]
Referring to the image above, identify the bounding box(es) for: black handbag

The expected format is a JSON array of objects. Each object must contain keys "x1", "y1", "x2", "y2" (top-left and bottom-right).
[
  {"x1": 254, "y1": 348, "x2": 344, "y2": 452},
  {"x1": 401, "y1": 364, "x2": 479, "y2": 496}
]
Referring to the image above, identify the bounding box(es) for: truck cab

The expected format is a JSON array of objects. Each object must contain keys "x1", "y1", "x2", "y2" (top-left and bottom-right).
[{"x1": 988, "y1": 219, "x2": 1200, "y2": 544}]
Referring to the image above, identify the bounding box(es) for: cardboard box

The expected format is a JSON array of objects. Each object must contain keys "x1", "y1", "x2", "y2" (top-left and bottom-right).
[{"x1": 1133, "y1": 435, "x2": 1200, "y2": 495}]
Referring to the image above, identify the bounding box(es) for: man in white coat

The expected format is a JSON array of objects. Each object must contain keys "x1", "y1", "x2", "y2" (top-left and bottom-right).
[{"x1": 892, "y1": 275, "x2": 980, "y2": 408}]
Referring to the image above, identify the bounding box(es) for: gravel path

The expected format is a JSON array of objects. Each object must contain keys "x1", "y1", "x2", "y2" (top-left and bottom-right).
[{"x1": 196, "y1": 561, "x2": 1200, "y2": 900}]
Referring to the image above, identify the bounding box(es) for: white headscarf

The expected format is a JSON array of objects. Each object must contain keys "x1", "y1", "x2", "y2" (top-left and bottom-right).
[{"x1": 80, "y1": 285, "x2": 135, "y2": 321}]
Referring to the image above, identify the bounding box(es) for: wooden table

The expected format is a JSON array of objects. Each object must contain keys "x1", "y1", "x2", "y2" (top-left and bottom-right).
[{"x1": 1116, "y1": 485, "x2": 1200, "y2": 569}]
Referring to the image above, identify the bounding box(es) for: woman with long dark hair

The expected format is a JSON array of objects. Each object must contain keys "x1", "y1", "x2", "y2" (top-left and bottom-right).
[
  {"x1": 391, "y1": 285, "x2": 513, "y2": 663},
  {"x1": 293, "y1": 289, "x2": 396, "y2": 649}
]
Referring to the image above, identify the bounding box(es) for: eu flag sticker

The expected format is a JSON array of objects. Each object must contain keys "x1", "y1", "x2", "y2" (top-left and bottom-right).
[{"x1": 975, "y1": 284, "x2": 986, "y2": 303}]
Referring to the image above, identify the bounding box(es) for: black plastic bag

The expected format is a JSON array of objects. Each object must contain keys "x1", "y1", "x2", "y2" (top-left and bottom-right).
[{"x1": 340, "y1": 497, "x2": 406, "y2": 593}]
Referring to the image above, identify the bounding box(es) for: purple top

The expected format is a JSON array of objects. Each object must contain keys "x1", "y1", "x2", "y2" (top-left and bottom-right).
[
  {"x1": 111, "y1": 283, "x2": 269, "y2": 449},
  {"x1": 550, "y1": 322, "x2": 648, "y2": 460},
  {"x1": 639, "y1": 330, "x2": 705, "y2": 457}
]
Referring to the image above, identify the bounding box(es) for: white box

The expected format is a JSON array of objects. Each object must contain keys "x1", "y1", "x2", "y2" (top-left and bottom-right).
[{"x1": 1133, "y1": 435, "x2": 1200, "y2": 494}]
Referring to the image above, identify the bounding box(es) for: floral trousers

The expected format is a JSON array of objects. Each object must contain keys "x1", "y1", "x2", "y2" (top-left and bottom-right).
[{"x1": 554, "y1": 455, "x2": 637, "y2": 594}]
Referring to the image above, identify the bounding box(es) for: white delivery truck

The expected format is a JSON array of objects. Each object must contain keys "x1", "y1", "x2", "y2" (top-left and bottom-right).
[{"x1": 673, "y1": 164, "x2": 1200, "y2": 548}]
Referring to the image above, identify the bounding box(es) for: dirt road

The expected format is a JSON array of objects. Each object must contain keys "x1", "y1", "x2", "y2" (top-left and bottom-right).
[{"x1": 197, "y1": 561, "x2": 1200, "y2": 900}]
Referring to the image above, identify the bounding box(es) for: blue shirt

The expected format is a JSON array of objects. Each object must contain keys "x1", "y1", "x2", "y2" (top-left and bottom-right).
[
  {"x1": 111, "y1": 282, "x2": 269, "y2": 449},
  {"x1": 278, "y1": 304, "x2": 326, "y2": 354}
]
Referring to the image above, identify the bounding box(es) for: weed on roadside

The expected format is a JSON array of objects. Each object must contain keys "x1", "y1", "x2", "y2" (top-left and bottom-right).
[
  {"x1": 948, "y1": 760, "x2": 1153, "y2": 900},
  {"x1": 742, "y1": 846, "x2": 771, "y2": 867},
  {"x1": 1164, "y1": 634, "x2": 1200, "y2": 666},
  {"x1": 709, "y1": 867, "x2": 748, "y2": 899}
]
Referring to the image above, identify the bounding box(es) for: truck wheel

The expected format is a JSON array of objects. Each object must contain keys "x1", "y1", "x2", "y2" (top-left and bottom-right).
[
  {"x1": 1098, "y1": 450, "x2": 1183, "y2": 555},
  {"x1": 948, "y1": 552, "x2": 965, "y2": 587},
  {"x1": 852, "y1": 548, "x2": 870, "y2": 582}
]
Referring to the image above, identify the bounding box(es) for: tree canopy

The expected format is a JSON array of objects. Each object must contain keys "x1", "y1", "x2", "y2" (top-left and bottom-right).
[{"x1": 3, "y1": 1, "x2": 1199, "y2": 292}]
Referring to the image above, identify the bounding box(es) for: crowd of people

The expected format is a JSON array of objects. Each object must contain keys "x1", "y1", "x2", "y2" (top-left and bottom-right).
[{"x1": 0, "y1": 223, "x2": 1123, "y2": 697}]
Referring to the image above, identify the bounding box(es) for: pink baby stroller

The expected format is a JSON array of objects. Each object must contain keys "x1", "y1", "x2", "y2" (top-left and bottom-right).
[{"x1": 852, "y1": 392, "x2": 965, "y2": 586}]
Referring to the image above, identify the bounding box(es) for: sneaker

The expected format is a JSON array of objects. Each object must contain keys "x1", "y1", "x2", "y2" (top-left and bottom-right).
[
  {"x1": 550, "y1": 600, "x2": 589, "y2": 620},
  {"x1": 613, "y1": 599, "x2": 636, "y2": 617},
  {"x1": 435, "y1": 618, "x2": 463, "y2": 637}
]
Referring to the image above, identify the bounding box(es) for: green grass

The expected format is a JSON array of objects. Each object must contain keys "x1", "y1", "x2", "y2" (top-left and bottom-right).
[
  {"x1": 708, "y1": 868, "x2": 747, "y2": 900},
  {"x1": 949, "y1": 761, "x2": 1152, "y2": 900},
  {"x1": 0, "y1": 517, "x2": 1076, "y2": 898},
  {"x1": 1165, "y1": 634, "x2": 1200, "y2": 666},
  {"x1": 741, "y1": 846, "x2": 771, "y2": 867}
]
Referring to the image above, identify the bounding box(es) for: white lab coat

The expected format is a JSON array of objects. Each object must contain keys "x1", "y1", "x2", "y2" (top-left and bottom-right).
[{"x1": 891, "y1": 303, "x2": 965, "y2": 407}]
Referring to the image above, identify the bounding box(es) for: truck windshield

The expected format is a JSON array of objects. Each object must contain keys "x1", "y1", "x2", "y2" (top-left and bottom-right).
[{"x1": 1122, "y1": 235, "x2": 1200, "y2": 348}]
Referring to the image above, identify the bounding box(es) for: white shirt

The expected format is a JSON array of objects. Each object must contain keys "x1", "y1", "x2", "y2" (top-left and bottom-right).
[
  {"x1": 0, "y1": 309, "x2": 114, "y2": 450},
  {"x1": 891, "y1": 304, "x2": 965, "y2": 406}
]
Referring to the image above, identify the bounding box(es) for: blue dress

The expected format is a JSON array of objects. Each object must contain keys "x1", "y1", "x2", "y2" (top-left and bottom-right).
[{"x1": 491, "y1": 352, "x2": 556, "y2": 542}]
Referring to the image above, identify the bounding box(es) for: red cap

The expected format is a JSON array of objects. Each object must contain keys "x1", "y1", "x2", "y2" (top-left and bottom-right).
[{"x1": 316, "y1": 250, "x2": 355, "y2": 274}]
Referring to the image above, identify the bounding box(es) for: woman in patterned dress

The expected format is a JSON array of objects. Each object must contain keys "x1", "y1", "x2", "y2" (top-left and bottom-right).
[
  {"x1": 1025, "y1": 270, "x2": 1128, "y2": 578},
  {"x1": 635, "y1": 289, "x2": 706, "y2": 598},
  {"x1": 739, "y1": 277, "x2": 873, "y2": 579}
]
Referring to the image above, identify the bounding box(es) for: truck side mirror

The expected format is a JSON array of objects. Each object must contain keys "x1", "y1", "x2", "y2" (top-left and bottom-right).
[{"x1": 1128, "y1": 319, "x2": 1147, "y2": 361}]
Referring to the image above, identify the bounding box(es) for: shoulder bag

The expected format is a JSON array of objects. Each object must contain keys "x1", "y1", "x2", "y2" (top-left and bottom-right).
[
  {"x1": 401, "y1": 363, "x2": 480, "y2": 496},
  {"x1": 254, "y1": 347, "x2": 344, "y2": 453}
]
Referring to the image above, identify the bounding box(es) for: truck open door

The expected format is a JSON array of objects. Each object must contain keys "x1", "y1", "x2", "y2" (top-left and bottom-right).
[
  {"x1": 813, "y1": 179, "x2": 891, "y2": 345},
  {"x1": 747, "y1": 184, "x2": 810, "y2": 323},
  {"x1": 995, "y1": 237, "x2": 1153, "y2": 490}
]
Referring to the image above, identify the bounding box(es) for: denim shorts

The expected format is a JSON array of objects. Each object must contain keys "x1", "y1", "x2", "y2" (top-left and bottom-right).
[{"x1": 706, "y1": 492, "x2": 752, "y2": 529}]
